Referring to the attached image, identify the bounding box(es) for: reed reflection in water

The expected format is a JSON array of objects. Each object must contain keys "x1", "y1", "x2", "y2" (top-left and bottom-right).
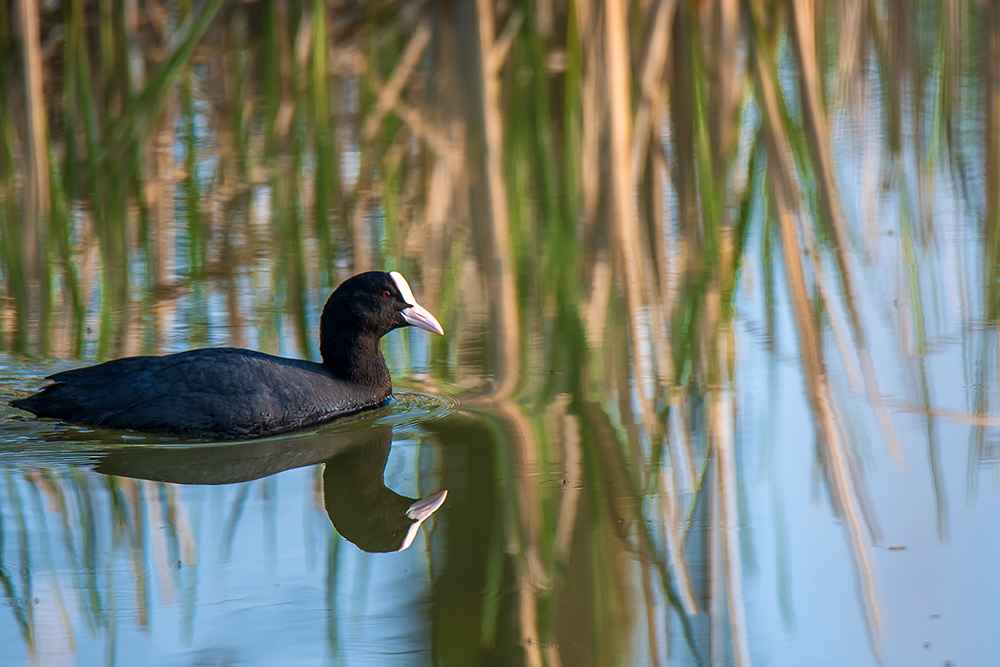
[{"x1": 2, "y1": 0, "x2": 1000, "y2": 665}]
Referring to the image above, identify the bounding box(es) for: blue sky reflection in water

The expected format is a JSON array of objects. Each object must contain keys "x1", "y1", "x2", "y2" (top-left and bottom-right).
[
  {"x1": 0, "y1": 410, "x2": 447, "y2": 667},
  {"x1": 2, "y1": 0, "x2": 1000, "y2": 665}
]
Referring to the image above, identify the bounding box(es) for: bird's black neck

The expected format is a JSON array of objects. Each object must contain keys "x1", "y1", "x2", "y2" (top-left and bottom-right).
[{"x1": 320, "y1": 331, "x2": 392, "y2": 389}]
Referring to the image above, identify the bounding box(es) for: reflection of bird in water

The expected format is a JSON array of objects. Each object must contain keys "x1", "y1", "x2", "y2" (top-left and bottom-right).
[
  {"x1": 323, "y1": 427, "x2": 446, "y2": 553},
  {"x1": 92, "y1": 421, "x2": 446, "y2": 553},
  {"x1": 10, "y1": 271, "x2": 443, "y2": 438}
]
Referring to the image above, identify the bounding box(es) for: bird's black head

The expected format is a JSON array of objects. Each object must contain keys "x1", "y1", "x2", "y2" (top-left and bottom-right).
[{"x1": 319, "y1": 271, "x2": 443, "y2": 382}]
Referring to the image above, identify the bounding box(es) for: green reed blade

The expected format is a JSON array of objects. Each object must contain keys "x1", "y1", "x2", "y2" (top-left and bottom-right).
[
  {"x1": 312, "y1": 0, "x2": 335, "y2": 274},
  {"x1": 478, "y1": 502, "x2": 504, "y2": 646},
  {"x1": 521, "y1": 4, "x2": 562, "y2": 247},
  {"x1": 102, "y1": 0, "x2": 227, "y2": 156},
  {"x1": 263, "y1": 0, "x2": 279, "y2": 152},
  {"x1": 47, "y1": 147, "x2": 85, "y2": 355},
  {"x1": 183, "y1": 78, "x2": 203, "y2": 277},
  {"x1": 99, "y1": 0, "x2": 114, "y2": 92},
  {"x1": 291, "y1": 105, "x2": 312, "y2": 359},
  {"x1": 0, "y1": 62, "x2": 28, "y2": 352},
  {"x1": 61, "y1": 0, "x2": 78, "y2": 202},
  {"x1": 563, "y1": 0, "x2": 582, "y2": 227},
  {"x1": 724, "y1": 130, "x2": 764, "y2": 312}
]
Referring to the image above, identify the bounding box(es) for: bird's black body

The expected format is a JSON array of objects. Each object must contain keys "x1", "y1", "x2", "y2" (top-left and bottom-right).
[
  {"x1": 9, "y1": 271, "x2": 443, "y2": 438},
  {"x1": 13, "y1": 349, "x2": 387, "y2": 438}
]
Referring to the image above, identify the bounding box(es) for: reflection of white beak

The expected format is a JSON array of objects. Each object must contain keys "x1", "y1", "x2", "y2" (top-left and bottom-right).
[
  {"x1": 391, "y1": 271, "x2": 445, "y2": 335},
  {"x1": 397, "y1": 489, "x2": 448, "y2": 552}
]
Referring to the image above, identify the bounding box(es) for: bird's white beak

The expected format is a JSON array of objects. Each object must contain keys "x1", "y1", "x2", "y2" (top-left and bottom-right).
[{"x1": 402, "y1": 303, "x2": 445, "y2": 335}]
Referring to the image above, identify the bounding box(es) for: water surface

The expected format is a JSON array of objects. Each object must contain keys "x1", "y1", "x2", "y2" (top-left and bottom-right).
[{"x1": 3, "y1": 1, "x2": 1000, "y2": 665}]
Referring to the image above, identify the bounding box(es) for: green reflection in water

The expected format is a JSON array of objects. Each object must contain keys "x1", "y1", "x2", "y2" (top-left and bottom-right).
[{"x1": 2, "y1": 0, "x2": 1000, "y2": 665}]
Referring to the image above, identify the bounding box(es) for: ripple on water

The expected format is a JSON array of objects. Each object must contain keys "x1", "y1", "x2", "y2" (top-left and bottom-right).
[
  {"x1": 388, "y1": 389, "x2": 457, "y2": 428},
  {"x1": 259, "y1": 388, "x2": 456, "y2": 447}
]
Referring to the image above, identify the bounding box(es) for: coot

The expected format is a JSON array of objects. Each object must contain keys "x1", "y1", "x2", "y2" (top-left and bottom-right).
[{"x1": 9, "y1": 271, "x2": 444, "y2": 438}]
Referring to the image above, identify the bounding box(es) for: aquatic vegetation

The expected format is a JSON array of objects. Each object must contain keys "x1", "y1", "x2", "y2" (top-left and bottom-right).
[{"x1": 1, "y1": 1, "x2": 998, "y2": 664}]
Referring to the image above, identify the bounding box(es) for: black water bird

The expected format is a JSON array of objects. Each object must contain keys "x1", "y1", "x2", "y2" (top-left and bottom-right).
[
  {"x1": 94, "y1": 422, "x2": 447, "y2": 553},
  {"x1": 10, "y1": 271, "x2": 444, "y2": 438}
]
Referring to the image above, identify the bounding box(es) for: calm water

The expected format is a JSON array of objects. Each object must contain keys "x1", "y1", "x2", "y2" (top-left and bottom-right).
[
  {"x1": 3, "y1": 246, "x2": 999, "y2": 666},
  {"x1": 3, "y1": 1, "x2": 1000, "y2": 665}
]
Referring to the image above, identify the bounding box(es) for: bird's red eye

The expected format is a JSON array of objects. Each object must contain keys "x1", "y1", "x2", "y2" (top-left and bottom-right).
[{"x1": 382, "y1": 290, "x2": 391, "y2": 298}]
